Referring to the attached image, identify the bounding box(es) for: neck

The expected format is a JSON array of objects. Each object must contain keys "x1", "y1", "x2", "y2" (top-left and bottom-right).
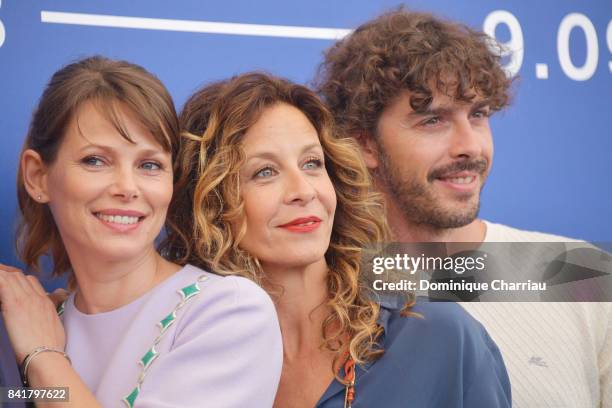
[
  {"x1": 381, "y1": 187, "x2": 487, "y2": 243},
  {"x1": 263, "y1": 259, "x2": 331, "y2": 361},
  {"x1": 68, "y1": 246, "x2": 179, "y2": 314}
]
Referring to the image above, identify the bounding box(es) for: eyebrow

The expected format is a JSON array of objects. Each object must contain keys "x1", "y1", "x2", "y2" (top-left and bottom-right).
[
  {"x1": 245, "y1": 143, "x2": 323, "y2": 162},
  {"x1": 470, "y1": 99, "x2": 492, "y2": 112},
  {"x1": 407, "y1": 106, "x2": 453, "y2": 119},
  {"x1": 78, "y1": 144, "x2": 167, "y2": 157},
  {"x1": 407, "y1": 99, "x2": 492, "y2": 118}
]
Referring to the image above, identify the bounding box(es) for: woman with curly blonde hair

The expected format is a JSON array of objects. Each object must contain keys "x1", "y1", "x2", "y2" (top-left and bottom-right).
[{"x1": 164, "y1": 72, "x2": 510, "y2": 407}]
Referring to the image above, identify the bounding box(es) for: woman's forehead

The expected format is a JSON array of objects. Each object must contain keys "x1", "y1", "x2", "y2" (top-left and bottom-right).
[
  {"x1": 242, "y1": 105, "x2": 320, "y2": 149},
  {"x1": 64, "y1": 101, "x2": 168, "y2": 154}
]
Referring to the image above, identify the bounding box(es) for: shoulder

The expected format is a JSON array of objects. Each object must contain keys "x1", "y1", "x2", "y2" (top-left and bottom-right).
[
  {"x1": 171, "y1": 265, "x2": 279, "y2": 339},
  {"x1": 377, "y1": 299, "x2": 510, "y2": 402},
  {"x1": 133, "y1": 267, "x2": 282, "y2": 407},
  {"x1": 385, "y1": 300, "x2": 490, "y2": 344},
  {"x1": 381, "y1": 299, "x2": 500, "y2": 366},
  {"x1": 177, "y1": 265, "x2": 274, "y2": 307},
  {"x1": 483, "y1": 220, "x2": 579, "y2": 242}
]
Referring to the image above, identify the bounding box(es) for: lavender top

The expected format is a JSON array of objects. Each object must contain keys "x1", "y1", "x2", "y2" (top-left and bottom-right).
[{"x1": 61, "y1": 265, "x2": 283, "y2": 407}]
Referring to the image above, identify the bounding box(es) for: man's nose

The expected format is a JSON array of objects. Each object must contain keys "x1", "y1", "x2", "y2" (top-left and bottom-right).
[{"x1": 448, "y1": 118, "x2": 484, "y2": 159}]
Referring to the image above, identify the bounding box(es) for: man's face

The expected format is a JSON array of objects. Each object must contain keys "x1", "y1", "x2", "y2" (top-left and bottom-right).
[{"x1": 372, "y1": 90, "x2": 493, "y2": 229}]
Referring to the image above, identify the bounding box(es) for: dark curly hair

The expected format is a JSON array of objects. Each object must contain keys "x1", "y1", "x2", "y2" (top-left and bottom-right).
[{"x1": 315, "y1": 7, "x2": 513, "y2": 136}]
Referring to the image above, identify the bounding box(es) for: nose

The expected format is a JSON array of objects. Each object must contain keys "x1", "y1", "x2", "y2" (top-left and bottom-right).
[
  {"x1": 109, "y1": 165, "x2": 139, "y2": 201},
  {"x1": 448, "y1": 118, "x2": 484, "y2": 159},
  {"x1": 284, "y1": 169, "x2": 316, "y2": 205}
]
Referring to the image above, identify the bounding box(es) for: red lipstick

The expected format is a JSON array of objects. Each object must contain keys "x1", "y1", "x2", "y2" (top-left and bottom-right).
[{"x1": 279, "y1": 216, "x2": 322, "y2": 233}]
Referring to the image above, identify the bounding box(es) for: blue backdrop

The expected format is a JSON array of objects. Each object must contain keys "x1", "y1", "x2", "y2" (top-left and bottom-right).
[{"x1": 1, "y1": 1, "x2": 611, "y2": 282}]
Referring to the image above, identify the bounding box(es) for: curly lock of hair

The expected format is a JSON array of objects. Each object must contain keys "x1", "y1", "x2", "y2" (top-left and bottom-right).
[{"x1": 315, "y1": 7, "x2": 513, "y2": 136}]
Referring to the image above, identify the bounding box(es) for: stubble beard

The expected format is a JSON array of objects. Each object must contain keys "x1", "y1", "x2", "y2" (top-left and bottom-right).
[{"x1": 377, "y1": 150, "x2": 486, "y2": 231}]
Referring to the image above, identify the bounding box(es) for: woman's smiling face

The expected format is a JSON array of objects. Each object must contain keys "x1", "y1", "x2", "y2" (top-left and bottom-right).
[
  {"x1": 237, "y1": 103, "x2": 337, "y2": 271},
  {"x1": 43, "y1": 100, "x2": 173, "y2": 263}
]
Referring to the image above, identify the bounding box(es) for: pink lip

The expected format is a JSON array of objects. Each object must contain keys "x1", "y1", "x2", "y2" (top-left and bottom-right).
[
  {"x1": 278, "y1": 216, "x2": 322, "y2": 233},
  {"x1": 95, "y1": 209, "x2": 146, "y2": 217}
]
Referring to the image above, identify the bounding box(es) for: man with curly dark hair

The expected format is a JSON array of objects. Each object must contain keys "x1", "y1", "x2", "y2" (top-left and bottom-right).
[
  {"x1": 317, "y1": 8, "x2": 611, "y2": 408},
  {"x1": 317, "y1": 9, "x2": 511, "y2": 242}
]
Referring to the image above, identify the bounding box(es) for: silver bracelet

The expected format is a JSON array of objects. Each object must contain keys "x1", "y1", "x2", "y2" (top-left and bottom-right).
[{"x1": 20, "y1": 346, "x2": 72, "y2": 387}]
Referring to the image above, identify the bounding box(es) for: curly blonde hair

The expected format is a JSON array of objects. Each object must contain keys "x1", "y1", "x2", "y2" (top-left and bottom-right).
[{"x1": 163, "y1": 72, "x2": 401, "y2": 370}]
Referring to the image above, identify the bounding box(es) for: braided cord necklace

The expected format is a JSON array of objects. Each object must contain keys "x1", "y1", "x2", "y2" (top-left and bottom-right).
[{"x1": 343, "y1": 355, "x2": 356, "y2": 408}]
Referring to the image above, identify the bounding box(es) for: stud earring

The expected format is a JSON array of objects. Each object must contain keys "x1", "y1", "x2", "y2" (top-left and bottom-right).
[{"x1": 37, "y1": 194, "x2": 42, "y2": 201}]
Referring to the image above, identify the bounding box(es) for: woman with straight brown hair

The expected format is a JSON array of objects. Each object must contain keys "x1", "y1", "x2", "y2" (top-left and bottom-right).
[
  {"x1": 0, "y1": 57, "x2": 282, "y2": 407},
  {"x1": 165, "y1": 72, "x2": 511, "y2": 407}
]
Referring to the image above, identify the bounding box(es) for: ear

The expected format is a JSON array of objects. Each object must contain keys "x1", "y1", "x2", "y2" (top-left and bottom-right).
[
  {"x1": 21, "y1": 149, "x2": 50, "y2": 203},
  {"x1": 352, "y1": 131, "x2": 380, "y2": 170}
]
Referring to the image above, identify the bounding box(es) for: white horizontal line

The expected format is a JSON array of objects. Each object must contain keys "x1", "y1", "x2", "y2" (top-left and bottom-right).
[{"x1": 40, "y1": 11, "x2": 351, "y2": 40}]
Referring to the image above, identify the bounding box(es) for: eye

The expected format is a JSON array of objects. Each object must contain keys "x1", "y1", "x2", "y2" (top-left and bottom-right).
[
  {"x1": 302, "y1": 157, "x2": 323, "y2": 170},
  {"x1": 421, "y1": 116, "x2": 442, "y2": 127},
  {"x1": 471, "y1": 107, "x2": 490, "y2": 119},
  {"x1": 254, "y1": 166, "x2": 277, "y2": 179},
  {"x1": 141, "y1": 161, "x2": 162, "y2": 171},
  {"x1": 81, "y1": 156, "x2": 106, "y2": 167}
]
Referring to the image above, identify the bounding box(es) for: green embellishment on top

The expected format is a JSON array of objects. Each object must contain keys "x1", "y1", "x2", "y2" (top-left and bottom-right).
[
  {"x1": 158, "y1": 311, "x2": 176, "y2": 332},
  {"x1": 179, "y1": 283, "x2": 200, "y2": 301},
  {"x1": 120, "y1": 276, "x2": 207, "y2": 407},
  {"x1": 123, "y1": 386, "x2": 140, "y2": 408},
  {"x1": 140, "y1": 346, "x2": 158, "y2": 369},
  {"x1": 56, "y1": 301, "x2": 65, "y2": 316}
]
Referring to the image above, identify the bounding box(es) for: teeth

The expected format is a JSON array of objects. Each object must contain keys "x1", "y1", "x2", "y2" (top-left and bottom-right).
[
  {"x1": 447, "y1": 176, "x2": 474, "y2": 184},
  {"x1": 96, "y1": 213, "x2": 140, "y2": 225}
]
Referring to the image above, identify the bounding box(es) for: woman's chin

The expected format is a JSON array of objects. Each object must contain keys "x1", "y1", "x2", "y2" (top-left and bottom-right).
[
  {"x1": 263, "y1": 251, "x2": 328, "y2": 272},
  {"x1": 88, "y1": 242, "x2": 152, "y2": 264}
]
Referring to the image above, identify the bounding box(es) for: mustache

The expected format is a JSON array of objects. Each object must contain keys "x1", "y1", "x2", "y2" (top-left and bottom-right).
[{"x1": 428, "y1": 159, "x2": 489, "y2": 181}]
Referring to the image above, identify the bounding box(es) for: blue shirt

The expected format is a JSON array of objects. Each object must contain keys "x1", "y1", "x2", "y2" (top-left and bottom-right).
[{"x1": 316, "y1": 298, "x2": 511, "y2": 407}]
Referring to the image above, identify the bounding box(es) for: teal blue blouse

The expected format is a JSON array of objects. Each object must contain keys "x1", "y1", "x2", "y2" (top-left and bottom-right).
[{"x1": 316, "y1": 298, "x2": 511, "y2": 407}]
